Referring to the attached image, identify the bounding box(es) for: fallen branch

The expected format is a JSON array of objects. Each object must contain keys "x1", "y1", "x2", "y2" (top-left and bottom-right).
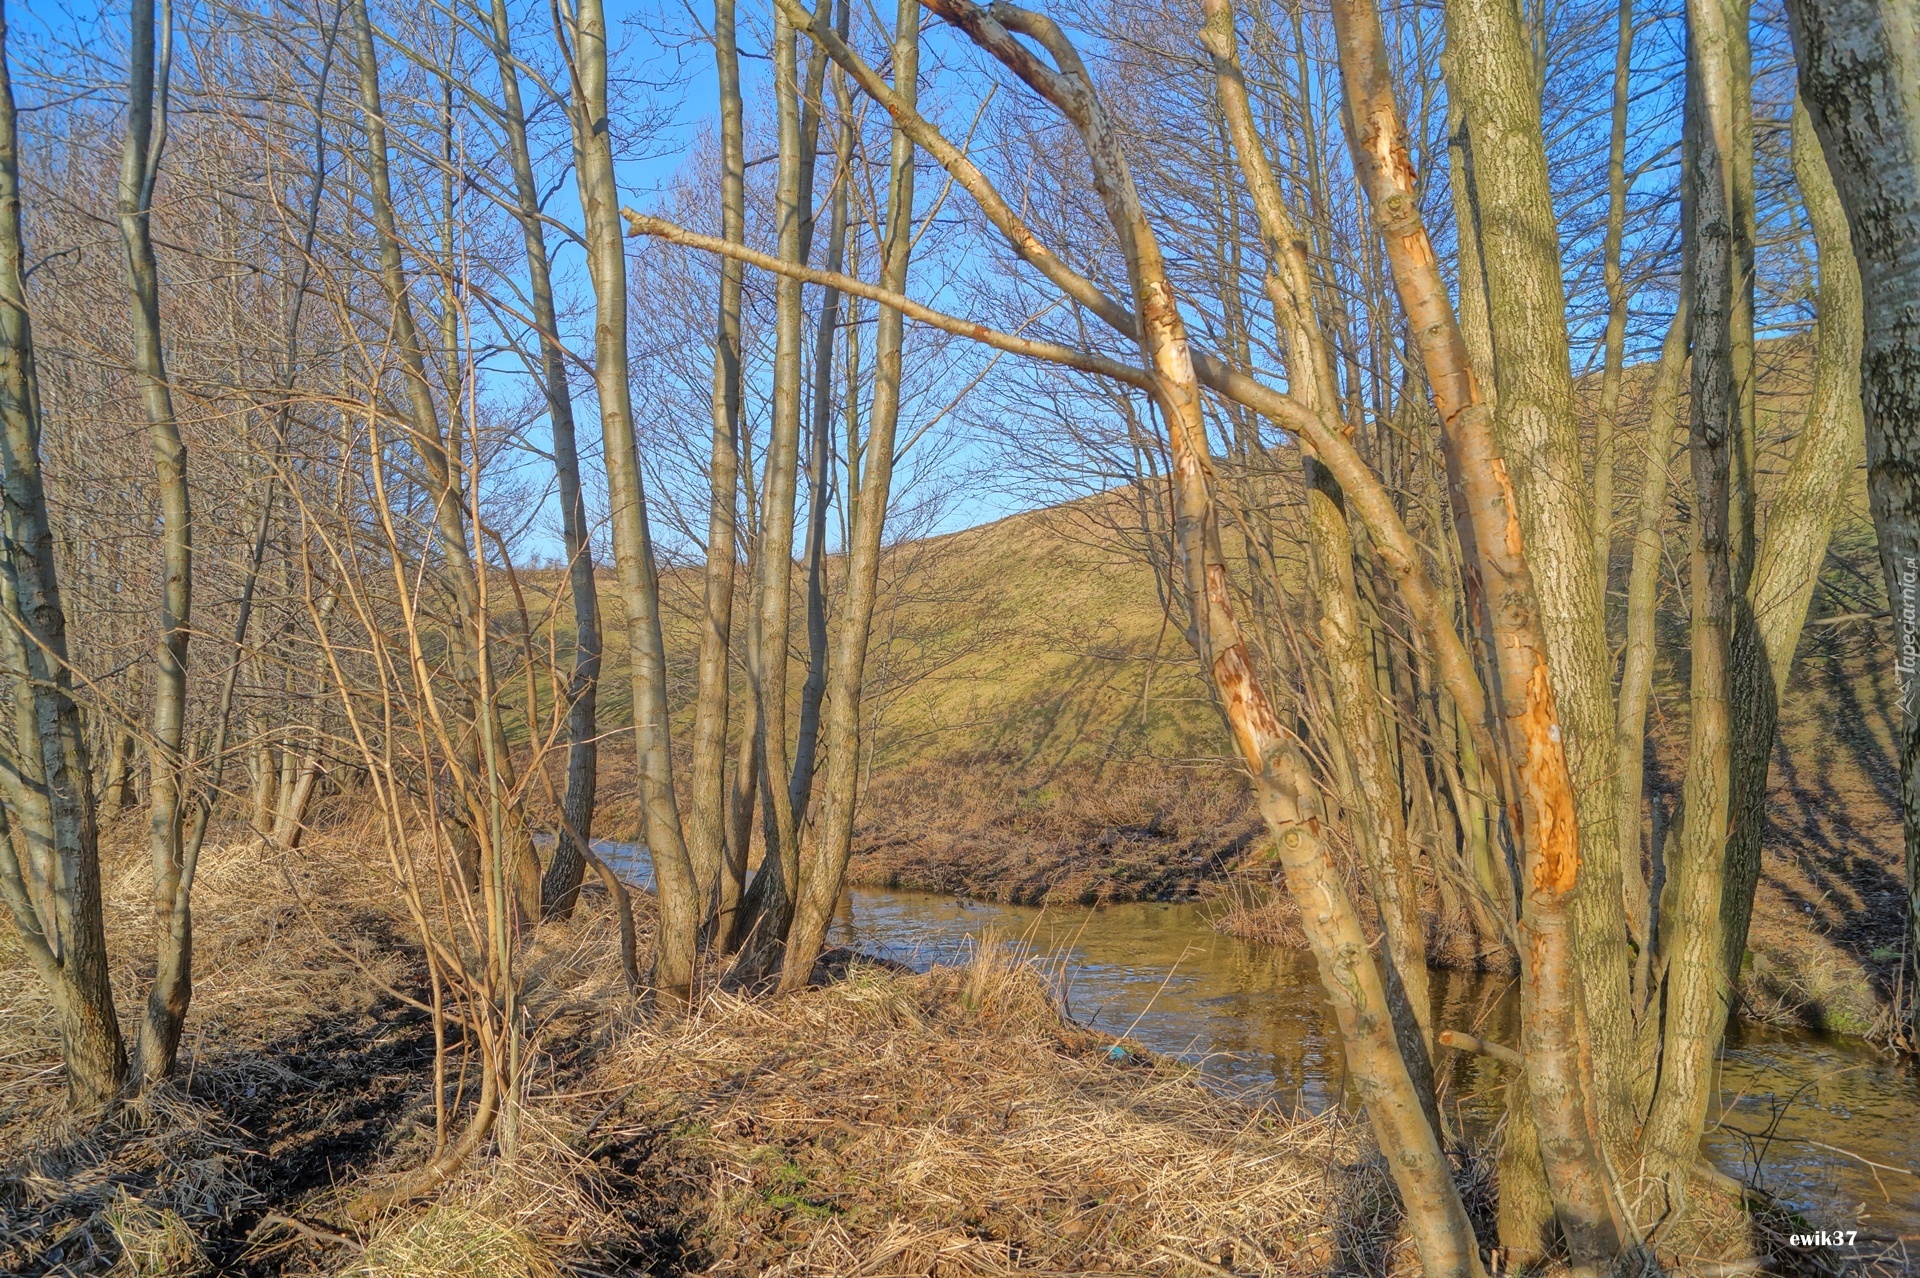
[{"x1": 1437, "y1": 1029, "x2": 1524, "y2": 1068}]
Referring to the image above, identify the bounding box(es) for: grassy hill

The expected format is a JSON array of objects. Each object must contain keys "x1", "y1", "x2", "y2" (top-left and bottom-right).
[{"x1": 508, "y1": 337, "x2": 1905, "y2": 1032}]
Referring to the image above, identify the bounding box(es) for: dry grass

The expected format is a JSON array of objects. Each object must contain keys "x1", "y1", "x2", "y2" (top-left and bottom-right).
[
  {"x1": 589, "y1": 938, "x2": 1402, "y2": 1276},
  {"x1": 346, "y1": 1203, "x2": 554, "y2": 1278}
]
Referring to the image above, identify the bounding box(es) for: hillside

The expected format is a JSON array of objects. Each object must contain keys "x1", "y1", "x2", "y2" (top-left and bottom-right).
[{"x1": 510, "y1": 338, "x2": 1905, "y2": 1033}]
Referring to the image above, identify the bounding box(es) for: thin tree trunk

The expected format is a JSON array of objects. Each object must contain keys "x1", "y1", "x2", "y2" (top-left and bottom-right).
[
  {"x1": 483, "y1": 0, "x2": 602, "y2": 922},
  {"x1": 1781, "y1": 0, "x2": 1920, "y2": 1033},
  {"x1": 1199, "y1": 0, "x2": 1433, "y2": 1069},
  {"x1": 1614, "y1": 303, "x2": 1689, "y2": 992},
  {"x1": 780, "y1": 0, "x2": 917, "y2": 994},
  {"x1": 349, "y1": 0, "x2": 544, "y2": 927},
  {"x1": 1594, "y1": 0, "x2": 1634, "y2": 585},
  {"x1": 1641, "y1": 50, "x2": 1740, "y2": 1205},
  {"x1": 791, "y1": 3, "x2": 853, "y2": 833},
  {"x1": 563, "y1": 0, "x2": 700, "y2": 996},
  {"x1": 731, "y1": 1, "x2": 811, "y2": 979},
  {"x1": 117, "y1": 0, "x2": 195, "y2": 1088},
  {"x1": 100, "y1": 729, "x2": 133, "y2": 822},
  {"x1": 0, "y1": 0, "x2": 127, "y2": 1109},
  {"x1": 1719, "y1": 96, "x2": 1866, "y2": 980},
  {"x1": 688, "y1": 0, "x2": 747, "y2": 929}
]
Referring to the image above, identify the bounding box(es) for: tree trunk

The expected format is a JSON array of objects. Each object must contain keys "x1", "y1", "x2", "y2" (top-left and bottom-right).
[
  {"x1": 1781, "y1": 0, "x2": 1920, "y2": 1034},
  {"x1": 1614, "y1": 304, "x2": 1689, "y2": 994},
  {"x1": 779, "y1": 0, "x2": 918, "y2": 994},
  {"x1": 565, "y1": 0, "x2": 699, "y2": 996},
  {"x1": 1641, "y1": 51, "x2": 1740, "y2": 1206},
  {"x1": 1441, "y1": 0, "x2": 1637, "y2": 1167},
  {"x1": 483, "y1": 0, "x2": 602, "y2": 922},
  {"x1": 1336, "y1": 0, "x2": 1624, "y2": 1263},
  {"x1": 731, "y1": 1, "x2": 811, "y2": 979},
  {"x1": 687, "y1": 0, "x2": 747, "y2": 929},
  {"x1": 1199, "y1": 0, "x2": 1434, "y2": 1068},
  {"x1": 0, "y1": 0, "x2": 127, "y2": 1110},
  {"x1": 1719, "y1": 95, "x2": 1866, "y2": 982},
  {"x1": 349, "y1": 0, "x2": 546, "y2": 932},
  {"x1": 791, "y1": 3, "x2": 853, "y2": 834},
  {"x1": 117, "y1": 0, "x2": 196, "y2": 1089},
  {"x1": 1593, "y1": 0, "x2": 1634, "y2": 588}
]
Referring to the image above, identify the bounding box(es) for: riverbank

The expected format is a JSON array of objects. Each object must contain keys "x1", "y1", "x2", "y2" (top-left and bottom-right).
[
  {"x1": 0, "y1": 822, "x2": 1396, "y2": 1277},
  {"x1": 844, "y1": 754, "x2": 1261, "y2": 905},
  {"x1": 5, "y1": 817, "x2": 1899, "y2": 1274}
]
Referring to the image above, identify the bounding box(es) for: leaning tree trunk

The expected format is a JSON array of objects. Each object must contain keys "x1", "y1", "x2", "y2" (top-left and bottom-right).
[
  {"x1": 0, "y1": 0, "x2": 127, "y2": 1111},
  {"x1": 910, "y1": 0, "x2": 1488, "y2": 1269},
  {"x1": 565, "y1": 0, "x2": 700, "y2": 995},
  {"x1": 1783, "y1": 0, "x2": 1920, "y2": 1037},
  {"x1": 117, "y1": 0, "x2": 196, "y2": 1088},
  {"x1": 1199, "y1": 0, "x2": 1434, "y2": 1074}
]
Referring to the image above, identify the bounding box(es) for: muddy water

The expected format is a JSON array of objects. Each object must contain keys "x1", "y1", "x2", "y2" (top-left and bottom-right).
[{"x1": 821, "y1": 888, "x2": 1920, "y2": 1243}]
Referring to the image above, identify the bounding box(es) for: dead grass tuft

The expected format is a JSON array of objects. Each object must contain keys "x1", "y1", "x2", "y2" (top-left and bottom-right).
[
  {"x1": 347, "y1": 1202, "x2": 555, "y2": 1278},
  {"x1": 590, "y1": 938, "x2": 1391, "y2": 1275},
  {"x1": 103, "y1": 1195, "x2": 209, "y2": 1277}
]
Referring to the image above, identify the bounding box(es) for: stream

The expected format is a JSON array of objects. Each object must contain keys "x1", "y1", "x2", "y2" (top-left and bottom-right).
[{"x1": 608, "y1": 849, "x2": 1920, "y2": 1244}]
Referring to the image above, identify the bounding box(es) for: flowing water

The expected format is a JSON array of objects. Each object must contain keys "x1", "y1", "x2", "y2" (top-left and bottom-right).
[{"x1": 607, "y1": 849, "x2": 1920, "y2": 1244}]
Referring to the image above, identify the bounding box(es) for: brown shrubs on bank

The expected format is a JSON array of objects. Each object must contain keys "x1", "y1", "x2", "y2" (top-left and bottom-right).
[{"x1": 847, "y1": 753, "x2": 1260, "y2": 905}]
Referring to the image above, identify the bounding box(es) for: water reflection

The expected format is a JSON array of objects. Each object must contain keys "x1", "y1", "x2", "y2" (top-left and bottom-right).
[{"x1": 824, "y1": 886, "x2": 1920, "y2": 1239}]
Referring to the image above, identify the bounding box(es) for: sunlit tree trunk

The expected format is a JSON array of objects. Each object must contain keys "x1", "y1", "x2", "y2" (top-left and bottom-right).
[
  {"x1": 689, "y1": 0, "x2": 747, "y2": 930},
  {"x1": 780, "y1": 0, "x2": 917, "y2": 994},
  {"x1": 1336, "y1": 0, "x2": 1624, "y2": 1263},
  {"x1": 1199, "y1": 0, "x2": 1434, "y2": 1071},
  {"x1": 564, "y1": 0, "x2": 700, "y2": 994},
  {"x1": 1782, "y1": 0, "x2": 1920, "y2": 1035},
  {"x1": 117, "y1": 0, "x2": 196, "y2": 1087},
  {"x1": 791, "y1": 0, "x2": 853, "y2": 833},
  {"x1": 731, "y1": 1, "x2": 811, "y2": 976},
  {"x1": 0, "y1": 0, "x2": 127, "y2": 1110},
  {"x1": 1441, "y1": 0, "x2": 1638, "y2": 1169}
]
